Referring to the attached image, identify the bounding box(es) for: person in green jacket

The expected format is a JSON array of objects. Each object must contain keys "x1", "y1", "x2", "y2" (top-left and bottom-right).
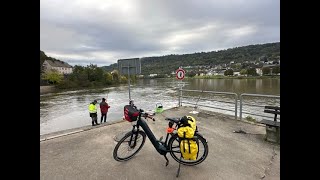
[{"x1": 89, "y1": 100, "x2": 99, "y2": 126}]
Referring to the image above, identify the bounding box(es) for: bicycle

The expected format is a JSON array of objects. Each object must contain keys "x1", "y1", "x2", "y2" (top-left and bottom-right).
[{"x1": 113, "y1": 106, "x2": 209, "y2": 177}]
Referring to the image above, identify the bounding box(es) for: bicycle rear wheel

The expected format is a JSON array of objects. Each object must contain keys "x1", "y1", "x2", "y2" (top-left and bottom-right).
[
  {"x1": 168, "y1": 132, "x2": 208, "y2": 166},
  {"x1": 113, "y1": 130, "x2": 146, "y2": 161}
]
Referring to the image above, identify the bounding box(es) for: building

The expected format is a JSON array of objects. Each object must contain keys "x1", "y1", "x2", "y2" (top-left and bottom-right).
[
  {"x1": 43, "y1": 59, "x2": 73, "y2": 74},
  {"x1": 234, "y1": 71, "x2": 240, "y2": 76},
  {"x1": 256, "y1": 68, "x2": 263, "y2": 76},
  {"x1": 149, "y1": 74, "x2": 158, "y2": 77}
]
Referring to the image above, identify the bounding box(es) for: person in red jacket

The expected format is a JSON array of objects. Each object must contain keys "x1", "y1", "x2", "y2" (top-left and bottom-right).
[{"x1": 100, "y1": 98, "x2": 110, "y2": 123}]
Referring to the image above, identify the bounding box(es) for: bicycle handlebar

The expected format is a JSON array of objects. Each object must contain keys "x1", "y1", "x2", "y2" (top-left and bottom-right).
[{"x1": 139, "y1": 109, "x2": 155, "y2": 121}]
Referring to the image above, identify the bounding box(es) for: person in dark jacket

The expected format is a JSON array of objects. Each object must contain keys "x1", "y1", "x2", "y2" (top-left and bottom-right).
[{"x1": 100, "y1": 98, "x2": 110, "y2": 123}]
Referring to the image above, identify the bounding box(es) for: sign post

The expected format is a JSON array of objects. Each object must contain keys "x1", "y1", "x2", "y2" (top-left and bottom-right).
[
  {"x1": 176, "y1": 67, "x2": 185, "y2": 80},
  {"x1": 118, "y1": 58, "x2": 141, "y2": 101},
  {"x1": 176, "y1": 67, "x2": 185, "y2": 107}
]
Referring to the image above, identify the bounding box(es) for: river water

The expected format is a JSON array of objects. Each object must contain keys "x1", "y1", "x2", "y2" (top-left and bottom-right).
[{"x1": 40, "y1": 78, "x2": 280, "y2": 135}]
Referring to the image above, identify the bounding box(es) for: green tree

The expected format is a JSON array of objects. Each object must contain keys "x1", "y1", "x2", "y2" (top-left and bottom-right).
[
  {"x1": 105, "y1": 73, "x2": 113, "y2": 85},
  {"x1": 224, "y1": 69, "x2": 234, "y2": 76},
  {"x1": 262, "y1": 67, "x2": 271, "y2": 75},
  {"x1": 272, "y1": 66, "x2": 280, "y2": 74},
  {"x1": 120, "y1": 75, "x2": 128, "y2": 83},
  {"x1": 247, "y1": 68, "x2": 258, "y2": 76},
  {"x1": 42, "y1": 70, "x2": 64, "y2": 84},
  {"x1": 240, "y1": 69, "x2": 247, "y2": 75},
  {"x1": 111, "y1": 70, "x2": 120, "y2": 82},
  {"x1": 186, "y1": 71, "x2": 196, "y2": 77}
]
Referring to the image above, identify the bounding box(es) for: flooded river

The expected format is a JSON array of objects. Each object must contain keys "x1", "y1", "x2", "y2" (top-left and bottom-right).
[{"x1": 40, "y1": 78, "x2": 280, "y2": 135}]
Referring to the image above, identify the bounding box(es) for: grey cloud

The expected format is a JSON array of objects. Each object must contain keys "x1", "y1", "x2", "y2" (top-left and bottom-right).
[{"x1": 40, "y1": 0, "x2": 279, "y2": 66}]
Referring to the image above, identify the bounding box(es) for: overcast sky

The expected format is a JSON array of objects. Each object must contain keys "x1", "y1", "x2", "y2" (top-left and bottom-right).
[{"x1": 40, "y1": 0, "x2": 280, "y2": 67}]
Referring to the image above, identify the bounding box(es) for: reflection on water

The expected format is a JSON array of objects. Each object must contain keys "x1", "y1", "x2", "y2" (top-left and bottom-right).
[
  {"x1": 40, "y1": 78, "x2": 280, "y2": 135},
  {"x1": 185, "y1": 78, "x2": 279, "y2": 95}
]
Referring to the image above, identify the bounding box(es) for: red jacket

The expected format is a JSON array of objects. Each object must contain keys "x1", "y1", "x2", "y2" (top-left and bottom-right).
[{"x1": 100, "y1": 101, "x2": 110, "y2": 113}]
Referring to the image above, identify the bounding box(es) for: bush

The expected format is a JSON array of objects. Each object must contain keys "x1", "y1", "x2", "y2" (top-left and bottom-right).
[
  {"x1": 56, "y1": 79, "x2": 77, "y2": 89},
  {"x1": 245, "y1": 116, "x2": 256, "y2": 122}
]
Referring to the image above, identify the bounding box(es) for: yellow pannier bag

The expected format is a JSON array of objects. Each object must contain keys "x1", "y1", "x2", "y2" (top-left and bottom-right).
[
  {"x1": 177, "y1": 116, "x2": 197, "y2": 138},
  {"x1": 180, "y1": 139, "x2": 198, "y2": 160},
  {"x1": 177, "y1": 116, "x2": 199, "y2": 160},
  {"x1": 186, "y1": 116, "x2": 196, "y2": 131},
  {"x1": 177, "y1": 126, "x2": 195, "y2": 138}
]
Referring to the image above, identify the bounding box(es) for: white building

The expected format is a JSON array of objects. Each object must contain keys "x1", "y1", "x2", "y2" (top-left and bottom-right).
[{"x1": 43, "y1": 59, "x2": 73, "y2": 74}]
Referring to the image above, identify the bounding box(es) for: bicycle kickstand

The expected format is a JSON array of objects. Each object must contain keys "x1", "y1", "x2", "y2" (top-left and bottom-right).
[
  {"x1": 176, "y1": 155, "x2": 182, "y2": 177},
  {"x1": 163, "y1": 155, "x2": 169, "y2": 166}
]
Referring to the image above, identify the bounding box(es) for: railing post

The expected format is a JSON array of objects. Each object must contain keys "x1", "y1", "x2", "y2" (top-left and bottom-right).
[
  {"x1": 234, "y1": 94, "x2": 237, "y2": 120},
  {"x1": 178, "y1": 87, "x2": 182, "y2": 107},
  {"x1": 180, "y1": 87, "x2": 183, "y2": 106},
  {"x1": 239, "y1": 94, "x2": 243, "y2": 121}
]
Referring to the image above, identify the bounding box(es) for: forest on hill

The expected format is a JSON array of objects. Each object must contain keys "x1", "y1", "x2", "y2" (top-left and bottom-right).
[{"x1": 102, "y1": 42, "x2": 280, "y2": 75}]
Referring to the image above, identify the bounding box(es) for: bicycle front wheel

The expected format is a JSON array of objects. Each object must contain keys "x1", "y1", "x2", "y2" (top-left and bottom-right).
[
  {"x1": 168, "y1": 132, "x2": 208, "y2": 166},
  {"x1": 113, "y1": 130, "x2": 146, "y2": 161}
]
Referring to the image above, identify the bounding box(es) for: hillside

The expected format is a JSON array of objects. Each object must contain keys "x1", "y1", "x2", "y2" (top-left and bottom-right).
[
  {"x1": 40, "y1": 50, "x2": 69, "y2": 74},
  {"x1": 102, "y1": 42, "x2": 280, "y2": 75}
]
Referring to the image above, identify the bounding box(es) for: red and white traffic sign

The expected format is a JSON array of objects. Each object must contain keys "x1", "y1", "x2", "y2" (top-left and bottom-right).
[{"x1": 176, "y1": 68, "x2": 185, "y2": 80}]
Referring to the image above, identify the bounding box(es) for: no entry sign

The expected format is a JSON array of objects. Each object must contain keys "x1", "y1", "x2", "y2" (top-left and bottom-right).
[{"x1": 176, "y1": 68, "x2": 185, "y2": 80}]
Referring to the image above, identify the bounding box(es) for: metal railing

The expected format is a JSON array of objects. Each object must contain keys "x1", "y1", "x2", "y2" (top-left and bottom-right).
[
  {"x1": 178, "y1": 89, "x2": 280, "y2": 121},
  {"x1": 178, "y1": 89, "x2": 238, "y2": 119},
  {"x1": 239, "y1": 93, "x2": 280, "y2": 121}
]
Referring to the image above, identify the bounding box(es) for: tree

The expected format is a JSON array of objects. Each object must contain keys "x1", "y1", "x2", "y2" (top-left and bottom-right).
[
  {"x1": 120, "y1": 76, "x2": 128, "y2": 83},
  {"x1": 247, "y1": 68, "x2": 258, "y2": 76},
  {"x1": 224, "y1": 69, "x2": 234, "y2": 76},
  {"x1": 111, "y1": 70, "x2": 120, "y2": 82},
  {"x1": 42, "y1": 70, "x2": 64, "y2": 84},
  {"x1": 272, "y1": 66, "x2": 280, "y2": 74},
  {"x1": 240, "y1": 69, "x2": 247, "y2": 75},
  {"x1": 105, "y1": 73, "x2": 113, "y2": 85},
  {"x1": 259, "y1": 55, "x2": 267, "y2": 62},
  {"x1": 262, "y1": 67, "x2": 271, "y2": 75},
  {"x1": 186, "y1": 71, "x2": 196, "y2": 77}
]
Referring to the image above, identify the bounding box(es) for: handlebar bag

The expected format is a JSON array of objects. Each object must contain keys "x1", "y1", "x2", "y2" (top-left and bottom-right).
[{"x1": 124, "y1": 105, "x2": 139, "y2": 122}]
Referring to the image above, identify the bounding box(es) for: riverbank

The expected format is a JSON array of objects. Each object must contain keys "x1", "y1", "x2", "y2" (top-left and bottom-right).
[
  {"x1": 40, "y1": 86, "x2": 56, "y2": 94},
  {"x1": 40, "y1": 76, "x2": 279, "y2": 94}
]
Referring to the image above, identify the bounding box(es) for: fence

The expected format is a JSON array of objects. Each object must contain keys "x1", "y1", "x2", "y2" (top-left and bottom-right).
[
  {"x1": 178, "y1": 89, "x2": 280, "y2": 121},
  {"x1": 179, "y1": 89, "x2": 238, "y2": 119},
  {"x1": 239, "y1": 93, "x2": 280, "y2": 121}
]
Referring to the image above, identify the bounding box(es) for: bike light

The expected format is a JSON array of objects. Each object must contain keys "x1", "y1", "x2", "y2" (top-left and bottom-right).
[{"x1": 166, "y1": 127, "x2": 174, "y2": 133}]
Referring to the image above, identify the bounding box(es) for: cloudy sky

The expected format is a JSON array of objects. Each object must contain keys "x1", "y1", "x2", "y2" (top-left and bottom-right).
[{"x1": 40, "y1": 0, "x2": 280, "y2": 67}]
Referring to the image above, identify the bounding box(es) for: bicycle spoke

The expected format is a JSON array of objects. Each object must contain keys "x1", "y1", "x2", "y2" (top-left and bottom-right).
[
  {"x1": 113, "y1": 131, "x2": 146, "y2": 161},
  {"x1": 168, "y1": 133, "x2": 208, "y2": 166}
]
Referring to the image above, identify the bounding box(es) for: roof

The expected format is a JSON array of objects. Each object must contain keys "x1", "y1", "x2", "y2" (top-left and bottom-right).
[{"x1": 45, "y1": 59, "x2": 72, "y2": 68}]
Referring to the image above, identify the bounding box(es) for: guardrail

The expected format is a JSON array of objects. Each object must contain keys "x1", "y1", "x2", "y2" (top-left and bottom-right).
[
  {"x1": 239, "y1": 93, "x2": 280, "y2": 121},
  {"x1": 178, "y1": 89, "x2": 238, "y2": 119},
  {"x1": 178, "y1": 89, "x2": 280, "y2": 121}
]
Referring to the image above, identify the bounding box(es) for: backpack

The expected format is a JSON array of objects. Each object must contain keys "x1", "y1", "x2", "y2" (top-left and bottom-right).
[
  {"x1": 177, "y1": 116, "x2": 199, "y2": 160},
  {"x1": 124, "y1": 105, "x2": 140, "y2": 122}
]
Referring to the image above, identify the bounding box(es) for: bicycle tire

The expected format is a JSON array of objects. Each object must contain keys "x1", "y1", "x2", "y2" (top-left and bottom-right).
[
  {"x1": 168, "y1": 132, "x2": 208, "y2": 166},
  {"x1": 113, "y1": 130, "x2": 146, "y2": 161}
]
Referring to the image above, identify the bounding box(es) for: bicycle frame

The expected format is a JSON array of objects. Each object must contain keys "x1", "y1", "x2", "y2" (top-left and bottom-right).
[{"x1": 131, "y1": 114, "x2": 168, "y2": 155}]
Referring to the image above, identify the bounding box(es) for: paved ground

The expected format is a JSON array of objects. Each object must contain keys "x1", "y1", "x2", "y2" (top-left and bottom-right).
[{"x1": 40, "y1": 106, "x2": 280, "y2": 180}]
